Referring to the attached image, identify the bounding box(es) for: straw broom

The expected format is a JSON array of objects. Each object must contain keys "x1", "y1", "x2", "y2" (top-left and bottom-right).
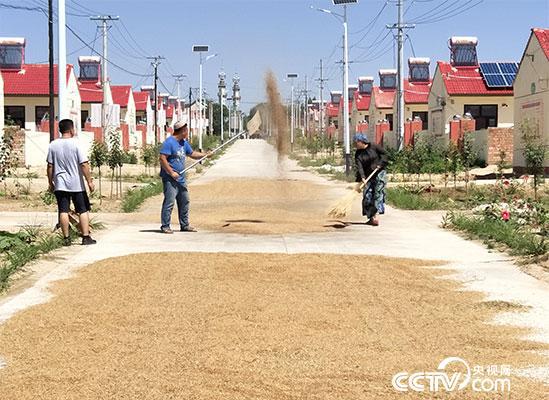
[{"x1": 328, "y1": 168, "x2": 379, "y2": 218}]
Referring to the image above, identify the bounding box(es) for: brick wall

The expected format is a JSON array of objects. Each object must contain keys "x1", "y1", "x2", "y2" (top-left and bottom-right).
[
  {"x1": 487, "y1": 127, "x2": 513, "y2": 165},
  {"x1": 5, "y1": 128, "x2": 26, "y2": 168}
]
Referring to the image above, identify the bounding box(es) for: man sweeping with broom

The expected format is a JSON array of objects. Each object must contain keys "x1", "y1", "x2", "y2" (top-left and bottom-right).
[{"x1": 354, "y1": 133, "x2": 388, "y2": 226}]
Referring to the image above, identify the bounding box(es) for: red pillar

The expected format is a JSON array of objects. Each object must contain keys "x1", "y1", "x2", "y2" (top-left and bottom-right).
[{"x1": 121, "y1": 124, "x2": 130, "y2": 151}]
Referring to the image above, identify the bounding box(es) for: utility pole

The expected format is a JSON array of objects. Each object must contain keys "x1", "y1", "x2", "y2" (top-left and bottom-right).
[
  {"x1": 173, "y1": 74, "x2": 186, "y2": 122},
  {"x1": 91, "y1": 15, "x2": 120, "y2": 136},
  {"x1": 317, "y1": 59, "x2": 328, "y2": 136},
  {"x1": 146, "y1": 56, "x2": 164, "y2": 145},
  {"x1": 188, "y1": 87, "x2": 193, "y2": 139},
  {"x1": 48, "y1": 0, "x2": 54, "y2": 141},
  {"x1": 58, "y1": 0, "x2": 67, "y2": 120},
  {"x1": 218, "y1": 71, "x2": 226, "y2": 143},
  {"x1": 304, "y1": 75, "x2": 308, "y2": 136},
  {"x1": 387, "y1": 0, "x2": 414, "y2": 150},
  {"x1": 342, "y1": 4, "x2": 351, "y2": 175}
]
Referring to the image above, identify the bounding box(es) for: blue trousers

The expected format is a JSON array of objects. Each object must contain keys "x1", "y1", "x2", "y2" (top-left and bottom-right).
[{"x1": 161, "y1": 177, "x2": 190, "y2": 230}]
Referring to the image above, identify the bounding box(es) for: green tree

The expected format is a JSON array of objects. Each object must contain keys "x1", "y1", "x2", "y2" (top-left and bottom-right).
[
  {"x1": 521, "y1": 119, "x2": 547, "y2": 200},
  {"x1": 0, "y1": 127, "x2": 18, "y2": 194},
  {"x1": 460, "y1": 132, "x2": 478, "y2": 195},
  {"x1": 89, "y1": 140, "x2": 108, "y2": 204},
  {"x1": 107, "y1": 129, "x2": 124, "y2": 199},
  {"x1": 211, "y1": 103, "x2": 230, "y2": 136}
]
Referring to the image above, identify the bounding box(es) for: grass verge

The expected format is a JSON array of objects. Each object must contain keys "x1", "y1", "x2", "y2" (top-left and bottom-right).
[
  {"x1": 0, "y1": 229, "x2": 61, "y2": 290},
  {"x1": 121, "y1": 181, "x2": 163, "y2": 213},
  {"x1": 0, "y1": 220, "x2": 106, "y2": 291},
  {"x1": 386, "y1": 187, "x2": 454, "y2": 210},
  {"x1": 443, "y1": 212, "x2": 547, "y2": 257}
]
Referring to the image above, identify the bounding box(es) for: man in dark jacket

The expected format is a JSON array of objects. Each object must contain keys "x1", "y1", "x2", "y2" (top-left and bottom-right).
[{"x1": 354, "y1": 133, "x2": 388, "y2": 226}]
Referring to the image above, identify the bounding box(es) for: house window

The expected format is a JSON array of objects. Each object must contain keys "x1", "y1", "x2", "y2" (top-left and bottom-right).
[
  {"x1": 4, "y1": 106, "x2": 25, "y2": 128},
  {"x1": 80, "y1": 64, "x2": 99, "y2": 80},
  {"x1": 409, "y1": 65, "x2": 430, "y2": 82},
  {"x1": 380, "y1": 75, "x2": 396, "y2": 89},
  {"x1": 81, "y1": 110, "x2": 89, "y2": 128},
  {"x1": 0, "y1": 45, "x2": 23, "y2": 69},
  {"x1": 386, "y1": 113, "x2": 393, "y2": 130},
  {"x1": 359, "y1": 81, "x2": 372, "y2": 94},
  {"x1": 412, "y1": 111, "x2": 428, "y2": 130},
  {"x1": 464, "y1": 104, "x2": 498, "y2": 130},
  {"x1": 35, "y1": 106, "x2": 50, "y2": 126}
]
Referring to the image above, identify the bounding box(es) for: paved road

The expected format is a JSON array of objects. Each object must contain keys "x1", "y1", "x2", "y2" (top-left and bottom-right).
[{"x1": 1, "y1": 139, "x2": 548, "y2": 357}]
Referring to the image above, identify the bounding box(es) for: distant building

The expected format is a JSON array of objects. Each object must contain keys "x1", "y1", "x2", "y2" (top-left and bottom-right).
[
  {"x1": 338, "y1": 84, "x2": 357, "y2": 142},
  {"x1": 351, "y1": 76, "x2": 373, "y2": 135},
  {"x1": 428, "y1": 37, "x2": 515, "y2": 137},
  {"x1": 513, "y1": 28, "x2": 549, "y2": 173},
  {"x1": 134, "y1": 90, "x2": 151, "y2": 125},
  {"x1": 1, "y1": 38, "x2": 81, "y2": 131},
  {"x1": 77, "y1": 56, "x2": 112, "y2": 128},
  {"x1": 325, "y1": 90, "x2": 341, "y2": 139},
  {"x1": 111, "y1": 84, "x2": 136, "y2": 131},
  {"x1": 393, "y1": 58, "x2": 432, "y2": 131},
  {"x1": 369, "y1": 69, "x2": 397, "y2": 135}
]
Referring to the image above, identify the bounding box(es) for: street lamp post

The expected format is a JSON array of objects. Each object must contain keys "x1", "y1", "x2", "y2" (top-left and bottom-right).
[
  {"x1": 313, "y1": 0, "x2": 357, "y2": 175},
  {"x1": 192, "y1": 45, "x2": 217, "y2": 151},
  {"x1": 218, "y1": 71, "x2": 226, "y2": 143},
  {"x1": 286, "y1": 73, "x2": 298, "y2": 151}
]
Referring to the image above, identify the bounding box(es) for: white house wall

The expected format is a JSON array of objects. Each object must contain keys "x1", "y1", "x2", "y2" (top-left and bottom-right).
[{"x1": 513, "y1": 32, "x2": 549, "y2": 169}]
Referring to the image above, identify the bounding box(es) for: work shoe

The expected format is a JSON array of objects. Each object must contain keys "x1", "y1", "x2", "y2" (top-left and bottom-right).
[
  {"x1": 161, "y1": 227, "x2": 174, "y2": 234},
  {"x1": 368, "y1": 217, "x2": 380, "y2": 227},
  {"x1": 180, "y1": 226, "x2": 197, "y2": 232},
  {"x1": 62, "y1": 236, "x2": 72, "y2": 246},
  {"x1": 81, "y1": 236, "x2": 97, "y2": 245}
]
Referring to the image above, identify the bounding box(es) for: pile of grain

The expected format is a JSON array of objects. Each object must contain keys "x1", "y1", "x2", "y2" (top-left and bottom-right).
[{"x1": 0, "y1": 252, "x2": 546, "y2": 399}]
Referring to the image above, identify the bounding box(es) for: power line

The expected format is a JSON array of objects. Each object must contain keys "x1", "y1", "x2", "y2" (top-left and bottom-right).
[
  {"x1": 407, "y1": 34, "x2": 416, "y2": 57},
  {"x1": 66, "y1": 24, "x2": 153, "y2": 77},
  {"x1": 350, "y1": 1, "x2": 389, "y2": 47},
  {"x1": 411, "y1": 0, "x2": 484, "y2": 24}
]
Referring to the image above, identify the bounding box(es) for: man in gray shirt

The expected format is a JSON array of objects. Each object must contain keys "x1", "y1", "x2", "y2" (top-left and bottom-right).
[{"x1": 47, "y1": 119, "x2": 96, "y2": 245}]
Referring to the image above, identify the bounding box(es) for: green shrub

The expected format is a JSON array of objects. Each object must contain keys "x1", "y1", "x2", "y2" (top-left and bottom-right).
[
  {"x1": 386, "y1": 187, "x2": 451, "y2": 210},
  {"x1": 444, "y1": 212, "x2": 547, "y2": 257},
  {"x1": 121, "y1": 181, "x2": 163, "y2": 213}
]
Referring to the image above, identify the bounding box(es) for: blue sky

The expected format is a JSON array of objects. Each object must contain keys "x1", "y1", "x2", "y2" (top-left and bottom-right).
[{"x1": 1, "y1": 0, "x2": 548, "y2": 112}]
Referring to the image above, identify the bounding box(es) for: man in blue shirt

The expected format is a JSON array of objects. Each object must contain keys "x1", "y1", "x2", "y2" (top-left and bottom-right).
[{"x1": 159, "y1": 122, "x2": 210, "y2": 233}]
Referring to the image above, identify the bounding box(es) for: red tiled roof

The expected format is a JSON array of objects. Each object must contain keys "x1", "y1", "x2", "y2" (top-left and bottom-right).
[
  {"x1": 326, "y1": 102, "x2": 339, "y2": 118},
  {"x1": 373, "y1": 87, "x2": 395, "y2": 109},
  {"x1": 133, "y1": 91, "x2": 150, "y2": 111},
  {"x1": 404, "y1": 80, "x2": 431, "y2": 104},
  {"x1": 533, "y1": 28, "x2": 549, "y2": 60},
  {"x1": 111, "y1": 85, "x2": 132, "y2": 108},
  {"x1": 354, "y1": 91, "x2": 371, "y2": 111},
  {"x1": 78, "y1": 80, "x2": 103, "y2": 103},
  {"x1": 1, "y1": 64, "x2": 73, "y2": 96},
  {"x1": 437, "y1": 61, "x2": 513, "y2": 96}
]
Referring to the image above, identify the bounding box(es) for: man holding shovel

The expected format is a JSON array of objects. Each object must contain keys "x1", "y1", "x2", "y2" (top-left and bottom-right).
[
  {"x1": 159, "y1": 122, "x2": 210, "y2": 234},
  {"x1": 354, "y1": 134, "x2": 388, "y2": 226}
]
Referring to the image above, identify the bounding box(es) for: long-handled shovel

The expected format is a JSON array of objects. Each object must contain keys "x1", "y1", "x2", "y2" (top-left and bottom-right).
[{"x1": 180, "y1": 130, "x2": 247, "y2": 175}]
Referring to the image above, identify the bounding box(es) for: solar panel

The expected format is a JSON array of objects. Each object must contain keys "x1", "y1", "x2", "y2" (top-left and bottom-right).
[
  {"x1": 479, "y1": 62, "x2": 518, "y2": 88},
  {"x1": 480, "y1": 63, "x2": 499, "y2": 74},
  {"x1": 484, "y1": 74, "x2": 507, "y2": 87},
  {"x1": 500, "y1": 63, "x2": 518, "y2": 74},
  {"x1": 503, "y1": 74, "x2": 516, "y2": 86}
]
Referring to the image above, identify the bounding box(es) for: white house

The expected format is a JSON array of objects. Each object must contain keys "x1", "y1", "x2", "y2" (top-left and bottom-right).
[
  {"x1": 1, "y1": 38, "x2": 81, "y2": 132},
  {"x1": 513, "y1": 28, "x2": 549, "y2": 173}
]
